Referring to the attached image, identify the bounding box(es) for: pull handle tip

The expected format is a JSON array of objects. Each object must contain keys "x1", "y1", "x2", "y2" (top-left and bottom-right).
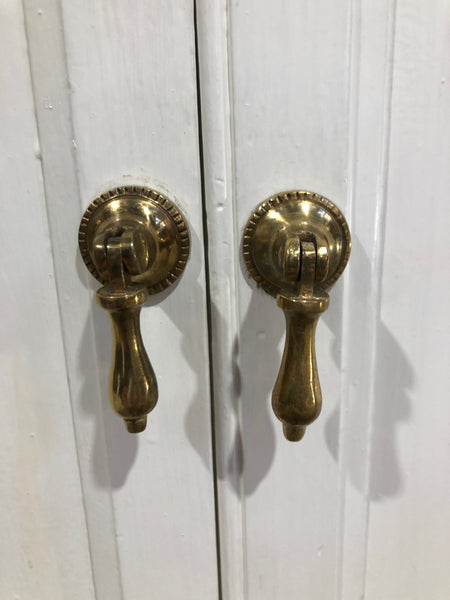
[
  {"x1": 283, "y1": 423, "x2": 306, "y2": 442},
  {"x1": 124, "y1": 416, "x2": 148, "y2": 433}
]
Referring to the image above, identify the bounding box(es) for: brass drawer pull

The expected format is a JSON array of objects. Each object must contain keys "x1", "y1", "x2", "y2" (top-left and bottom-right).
[
  {"x1": 79, "y1": 186, "x2": 190, "y2": 433},
  {"x1": 242, "y1": 191, "x2": 351, "y2": 441}
]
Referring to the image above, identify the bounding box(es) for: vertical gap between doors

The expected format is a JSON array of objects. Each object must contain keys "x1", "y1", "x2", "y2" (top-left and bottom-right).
[{"x1": 193, "y1": 2, "x2": 224, "y2": 599}]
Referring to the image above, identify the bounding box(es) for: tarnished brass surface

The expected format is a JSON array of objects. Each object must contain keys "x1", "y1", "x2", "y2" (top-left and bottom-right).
[
  {"x1": 243, "y1": 191, "x2": 350, "y2": 442},
  {"x1": 79, "y1": 186, "x2": 190, "y2": 433}
]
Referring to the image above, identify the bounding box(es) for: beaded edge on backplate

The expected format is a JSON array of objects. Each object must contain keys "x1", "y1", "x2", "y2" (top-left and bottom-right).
[
  {"x1": 78, "y1": 185, "x2": 190, "y2": 295},
  {"x1": 242, "y1": 190, "x2": 351, "y2": 298}
]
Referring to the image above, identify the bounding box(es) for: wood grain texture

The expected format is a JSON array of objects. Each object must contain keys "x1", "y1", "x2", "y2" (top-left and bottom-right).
[
  {"x1": 0, "y1": 1, "x2": 95, "y2": 597},
  {"x1": 22, "y1": 1, "x2": 219, "y2": 598}
]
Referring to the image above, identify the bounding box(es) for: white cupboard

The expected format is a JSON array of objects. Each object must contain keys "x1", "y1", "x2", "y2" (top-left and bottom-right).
[{"x1": 1, "y1": 1, "x2": 449, "y2": 598}]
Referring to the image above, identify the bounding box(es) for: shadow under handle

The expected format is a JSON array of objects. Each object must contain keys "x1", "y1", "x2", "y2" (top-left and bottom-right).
[
  {"x1": 96, "y1": 285, "x2": 158, "y2": 433},
  {"x1": 272, "y1": 291, "x2": 330, "y2": 442}
]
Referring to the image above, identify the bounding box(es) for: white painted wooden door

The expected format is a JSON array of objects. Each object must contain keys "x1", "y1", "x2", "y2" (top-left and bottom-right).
[
  {"x1": 197, "y1": 1, "x2": 450, "y2": 599},
  {"x1": 1, "y1": 1, "x2": 218, "y2": 599},
  {"x1": 2, "y1": 1, "x2": 450, "y2": 599}
]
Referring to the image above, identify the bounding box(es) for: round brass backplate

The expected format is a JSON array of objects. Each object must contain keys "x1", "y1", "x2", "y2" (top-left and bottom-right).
[
  {"x1": 242, "y1": 190, "x2": 351, "y2": 297},
  {"x1": 79, "y1": 186, "x2": 190, "y2": 295}
]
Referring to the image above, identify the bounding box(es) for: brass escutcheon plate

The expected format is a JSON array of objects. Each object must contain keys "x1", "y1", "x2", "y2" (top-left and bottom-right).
[
  {"x1": 79, "y1": 186, "x2": 190, "y2": 295},
  {"x1": 242, "y1": 190, "x2": 351, "y2": 296}
]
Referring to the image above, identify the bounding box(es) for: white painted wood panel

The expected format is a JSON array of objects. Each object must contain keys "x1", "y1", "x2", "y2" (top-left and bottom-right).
[
  {"x1": 200, "y1": 0, "x2": 450, "y2": 598},
  {"x1": 224, "y1": 2, "x2": 351, "y2": 598},
  {"x1": 0, "y1": 2, "x2": 95, "y2": 597},
  {"x1": 20, "y1": 1, "x2": 219, "y2": 599},
  {"x1": 195, "y1": 2, "x2": 246, "y2": 598},
  {"x1": 5, "y1": 0, "x2": 450, "y2": 596},
  {"x1": 365, "y1": 1, "x2": 450, "y2": 598}
]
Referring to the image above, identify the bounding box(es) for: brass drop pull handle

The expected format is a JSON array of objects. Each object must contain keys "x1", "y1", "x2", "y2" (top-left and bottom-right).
[
  {"x1": 242, "y1": 191, "x2": 351, "y2": 441},
  {"x1": 79, "y1": 186, "x2": 190, "y2": 433},
  {"x1": 94, "y1": 227, "x2": 157, "y2": 433}
]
